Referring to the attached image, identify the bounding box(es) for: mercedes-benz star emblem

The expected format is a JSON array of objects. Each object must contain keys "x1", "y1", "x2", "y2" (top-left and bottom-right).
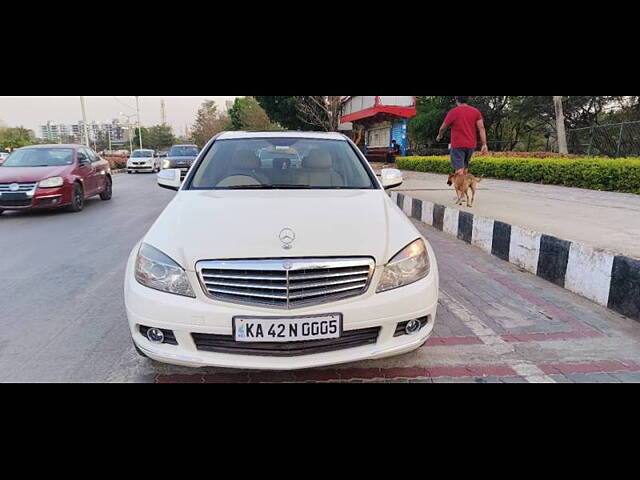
[
  {"x1": 279, "y1": 228, "x2": 295, "y2": 250},
  {"x1": 9, "y1": 183, "x2": 19, "y2": 192}
]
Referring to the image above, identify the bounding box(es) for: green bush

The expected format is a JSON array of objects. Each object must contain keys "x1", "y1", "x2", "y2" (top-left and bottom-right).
[{"x1": 396, "y1": 156, "x2": 640, "y2": 194}]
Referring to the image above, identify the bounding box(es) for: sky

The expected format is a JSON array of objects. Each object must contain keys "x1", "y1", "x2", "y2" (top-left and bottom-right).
[{"x1": 0, "y1": 96, "x2": 239, "y2": 136}]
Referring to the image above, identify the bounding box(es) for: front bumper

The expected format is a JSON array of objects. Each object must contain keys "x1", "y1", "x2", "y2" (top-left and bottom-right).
[
  {"x1": 128, "y1": 164, "x2": 155, "y2": 172},
  {"x1": 124, "y1": 244, "x2": 439, "y2": 370},
  {"x1": 0, "y1": 185, "x2": 71, "y2": 210}
]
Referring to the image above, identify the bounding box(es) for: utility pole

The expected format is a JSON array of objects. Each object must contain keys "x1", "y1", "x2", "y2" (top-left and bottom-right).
[
  {"x1": 80, "y1": 96, "x2": 90, "y2": 146},
  {"x1": 553, "y1": 96, "x2": 568, "y2": 154},
  {"x1": 161, "y1": 98, "x2": 166, "y2": 125},
  {"x1": 121, "y1": 112, "x2": 135, "y2": 154},
  {"x1": 135, "y1": 96, "x2": 143, "y2": 149}
]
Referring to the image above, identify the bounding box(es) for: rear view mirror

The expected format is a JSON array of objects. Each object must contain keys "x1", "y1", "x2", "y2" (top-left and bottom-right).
[
  {"x1": 157, "y1": 169, "x2": 182, "y2": 191},
  {"x1": 380, "y1": 168, "x2": 403, "y2": 189}
]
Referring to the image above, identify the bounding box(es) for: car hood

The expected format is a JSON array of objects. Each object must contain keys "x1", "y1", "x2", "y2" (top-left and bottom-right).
[
  {"x1": 142, "y1": 189, "x2": 420, "y2": 271},
  {"x1": 0, "y1": 165, "x2": 71, "y2": 183}
]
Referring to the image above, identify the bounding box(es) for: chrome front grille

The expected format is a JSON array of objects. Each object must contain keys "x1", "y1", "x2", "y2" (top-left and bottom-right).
[
  {"x1": 196, "y1": 258, "x2": 375, "y2": 309},
  {"x1": 0, "y1": 182, "x2": 37, "y2": 193}
]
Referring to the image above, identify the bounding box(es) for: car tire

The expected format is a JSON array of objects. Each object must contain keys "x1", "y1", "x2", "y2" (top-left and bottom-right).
[
  {"x1": 68, "y1": 183, "x2": 84, "y2": 212},
  {"x1": 100, "y1": 176, "x2": 112, "y2": 201},
  {"x1": 127, "y1": 170, "x2": 132, "y2": 174},
  {"x1": 0, "y1": 209, "x2": 4, "y2": 215}
]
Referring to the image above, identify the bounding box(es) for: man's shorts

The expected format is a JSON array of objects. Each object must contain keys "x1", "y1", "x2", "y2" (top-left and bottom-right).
[{"x1": 451, "y1": 147, "x2": 474, "y2": 170}]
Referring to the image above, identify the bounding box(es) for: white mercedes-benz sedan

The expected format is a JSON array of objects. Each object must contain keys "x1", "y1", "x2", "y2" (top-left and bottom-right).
[{"x1": 124, "y1": 131, "x2": 439, "y2": 370}]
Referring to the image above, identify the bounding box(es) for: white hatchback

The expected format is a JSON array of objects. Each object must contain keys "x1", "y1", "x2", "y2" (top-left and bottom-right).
[
  {"x1": 124, "y1": 131, "x2": 439, "y2": 370},
  {"x1": 127, "y1": 149, "x2": 161, "y2": 173}
]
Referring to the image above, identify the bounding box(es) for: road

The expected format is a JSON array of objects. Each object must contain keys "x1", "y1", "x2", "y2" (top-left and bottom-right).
[{"x1": 1, "y1": 173, "x2": 640, "y2": 382}]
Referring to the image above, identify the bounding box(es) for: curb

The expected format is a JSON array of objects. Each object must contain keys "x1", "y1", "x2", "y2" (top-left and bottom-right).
[
  {"x1": 111, "y1": 169, "x2": 126, "y2": 175},
  {"x1": 390, "y1": 190, "x2": 640, "y2": 322}
]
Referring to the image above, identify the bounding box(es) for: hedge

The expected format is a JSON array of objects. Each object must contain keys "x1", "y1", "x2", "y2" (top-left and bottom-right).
[{"x1": 396, "y1": 156, "x2": 640, "y2": 194}]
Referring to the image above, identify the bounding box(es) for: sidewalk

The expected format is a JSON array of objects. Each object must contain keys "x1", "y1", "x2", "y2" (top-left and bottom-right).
[{"x1": 383, "y1": 167, "x2": 640, "y2": 259}]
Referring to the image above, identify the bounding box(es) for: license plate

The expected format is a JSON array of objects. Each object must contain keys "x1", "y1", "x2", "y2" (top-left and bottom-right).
[
  {"x1": 234, "y1": 314, "x2": 342, "y2": 342},
  {"x1": 1, "y1": 193, "x2": 27, "y2": 200}
]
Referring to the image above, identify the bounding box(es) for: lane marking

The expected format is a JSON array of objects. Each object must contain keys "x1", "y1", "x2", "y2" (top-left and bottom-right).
[{"x1": 439, "y1": 290, "x2": 556, "y2": 383}]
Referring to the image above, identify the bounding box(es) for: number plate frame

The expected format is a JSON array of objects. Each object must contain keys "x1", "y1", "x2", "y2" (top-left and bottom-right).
[{"x1": 232, "y1": 313, "x2": 343, "y2": 343}]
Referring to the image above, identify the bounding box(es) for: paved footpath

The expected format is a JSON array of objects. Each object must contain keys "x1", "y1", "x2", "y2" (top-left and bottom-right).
[{"x1": 384, "y1": 167, "x2": 640, "y2": 259}]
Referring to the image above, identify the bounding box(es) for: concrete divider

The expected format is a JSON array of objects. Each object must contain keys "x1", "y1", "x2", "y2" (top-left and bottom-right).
[{"x1": 390, "y1": 190, "x2": 640, "y2": 322}]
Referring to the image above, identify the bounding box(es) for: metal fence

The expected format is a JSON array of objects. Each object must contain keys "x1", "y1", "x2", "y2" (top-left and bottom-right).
[{"x1": 567, "y1": 121, "x2": 640, "y2": 157}]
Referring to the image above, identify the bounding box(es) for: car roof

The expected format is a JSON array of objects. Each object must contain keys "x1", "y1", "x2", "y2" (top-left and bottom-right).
[
  {"x1": 216, "y1": 131, "x2": 347, "y2": 141},
  {"x1": 18, "y1": 144, "x2": 82, "y2": 149}
]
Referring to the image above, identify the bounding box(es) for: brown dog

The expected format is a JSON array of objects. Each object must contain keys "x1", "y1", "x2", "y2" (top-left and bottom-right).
[{"x1": 447, "y1": 172, "x2": 482, "y2": 207}]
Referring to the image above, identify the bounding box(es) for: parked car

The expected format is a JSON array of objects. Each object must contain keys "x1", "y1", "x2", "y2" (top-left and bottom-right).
[
  {"x1": 125, "y1": 131, "x2": 439, "y2": 370},
  {"x1": 0, "y1": 151, "x2": 10, "y2": 165},
  {"x1": 127, "y1": 149, "x2": 161, "y2": 174},
  {"x1": 161, "y1": 144, "x2": 200, "y2": 181},
  {"x1": 0, "y1": 144, "x2": 112, "y2": 214}
]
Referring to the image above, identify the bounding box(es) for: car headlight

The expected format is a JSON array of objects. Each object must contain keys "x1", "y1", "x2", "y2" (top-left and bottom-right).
[
  {"x1": 134, "y1": 243, "x2": 195, "y2": 297},
  {"x1": 162, "y1": 159, "x2": 170, "y2": 169},
  {"x1": 376, "y1": 239, "x2": 430, "y2": 293},
  {"x1": 39, "y1": 176, "x2": 64, "y2": 188}
]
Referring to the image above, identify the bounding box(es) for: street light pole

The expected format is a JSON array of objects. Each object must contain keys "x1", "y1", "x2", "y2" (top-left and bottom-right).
[
  {"x1": 80, "y1": 96, "x2": 90, "y2": 146},
  {"x1": 120, "y1": 112, "x2": 135, "y2": 154},
  {"x1": 135, "y1": 96, "x2": 143, "y2": 150}
]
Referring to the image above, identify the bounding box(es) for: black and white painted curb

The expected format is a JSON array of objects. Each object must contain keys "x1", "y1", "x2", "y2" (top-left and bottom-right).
[{"x1": 390, "y1": 190, "x2": 640, "y2": 322}]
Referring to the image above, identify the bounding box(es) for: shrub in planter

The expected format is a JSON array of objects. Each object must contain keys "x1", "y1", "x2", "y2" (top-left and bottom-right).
[{"x1": 396, "y1": 156, "x2": 640, "y2": 194}]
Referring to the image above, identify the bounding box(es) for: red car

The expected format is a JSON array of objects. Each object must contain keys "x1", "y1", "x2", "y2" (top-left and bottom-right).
[{"x1": 0, "y1": 144, "x2": 112, "y2": 214}]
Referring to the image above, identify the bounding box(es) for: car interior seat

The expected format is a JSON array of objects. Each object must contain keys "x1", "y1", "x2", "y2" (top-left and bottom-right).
[
  {"x1": 216, "y1": 149, "x2": 270, "y2": 187},
  {"x1": 296, "y1": 149, "x2": 344, "y2": 187}
]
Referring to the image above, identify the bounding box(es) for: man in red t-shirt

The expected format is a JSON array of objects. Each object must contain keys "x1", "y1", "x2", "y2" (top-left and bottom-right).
[{"x1": 436, "y1": 96, "x2": 488, "y2": 175}]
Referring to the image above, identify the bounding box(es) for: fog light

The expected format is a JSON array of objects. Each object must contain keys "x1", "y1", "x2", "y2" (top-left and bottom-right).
[
  {"x1": 147, "y1": 327, "x2": 165, "y2": 344},
  {"x1": 405, "y1": 319, "x2": 421, "y2": 335}
]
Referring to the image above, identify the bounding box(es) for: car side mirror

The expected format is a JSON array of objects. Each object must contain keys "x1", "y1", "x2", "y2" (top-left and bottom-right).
[
  {"x1": 380, "y1": 168, "x2": 403, "y2": 189},
  {"x1": 77, "y1": 154, "x2": 90, "y2": 167},
  {"x1": 157, "y1": 168, "x2": 182, "y2": 191}
]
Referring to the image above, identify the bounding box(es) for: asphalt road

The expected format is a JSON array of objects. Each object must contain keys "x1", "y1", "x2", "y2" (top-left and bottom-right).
[{"x1": 1, "y1": 173, "x2": 640, "y2": 383}]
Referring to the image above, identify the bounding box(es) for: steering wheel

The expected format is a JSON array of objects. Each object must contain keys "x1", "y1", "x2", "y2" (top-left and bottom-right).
[{"x1": 216, "y1": 173, "x2": 263, "y2": 187}]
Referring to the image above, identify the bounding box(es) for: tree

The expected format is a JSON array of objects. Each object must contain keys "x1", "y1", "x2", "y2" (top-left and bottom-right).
[
  {"x1": 255, "y1": 96, "x2": 308, "y2": 130},
  {"x1": 294, "y1": 96, "x2": 342, "y2": 131},
  {"x1": 191, "y1": 100, "x2": 232, "y2": 148},
  {"x1": 553, "y1": 96, "x2": 568, "y2": 154},
  {"x1": 131, "y1": 126, "x2": 149, "y2": 150},
  {"x1": 0, "y1": 126, "x2": 36, "y2": 150},
  {"x1": 142, "y1": 124, "x2": 176, "y2": 150},
  {"x1": 408, "y1": 96, "x2": 455, "y2": 147},
  {"x1": 228, "y1": 97, "x2": 279, "y2": 131}
]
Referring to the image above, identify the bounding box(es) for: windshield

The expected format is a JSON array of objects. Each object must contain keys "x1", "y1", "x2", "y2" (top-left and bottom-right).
[
  {"x1": 132, "y1": 150, "x2": 153, "y2": 158},
  {"x1": 189, "y1": 138, "x2": 377, "y2": 190},
  {"x1": 170, "y1": 146, "x2": 199, "y2": 157},
  {"x1": 2, "y1": 148, "x2": 74, "y2": 167}
]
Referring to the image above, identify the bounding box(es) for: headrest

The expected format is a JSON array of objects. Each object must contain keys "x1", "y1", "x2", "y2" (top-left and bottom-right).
[
  {"x1": 231, "y1": 149, "x2": 259, "y2": 170},
  {"x1": 303, "y1": 149, "x2": 332, "y2": 169}
]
